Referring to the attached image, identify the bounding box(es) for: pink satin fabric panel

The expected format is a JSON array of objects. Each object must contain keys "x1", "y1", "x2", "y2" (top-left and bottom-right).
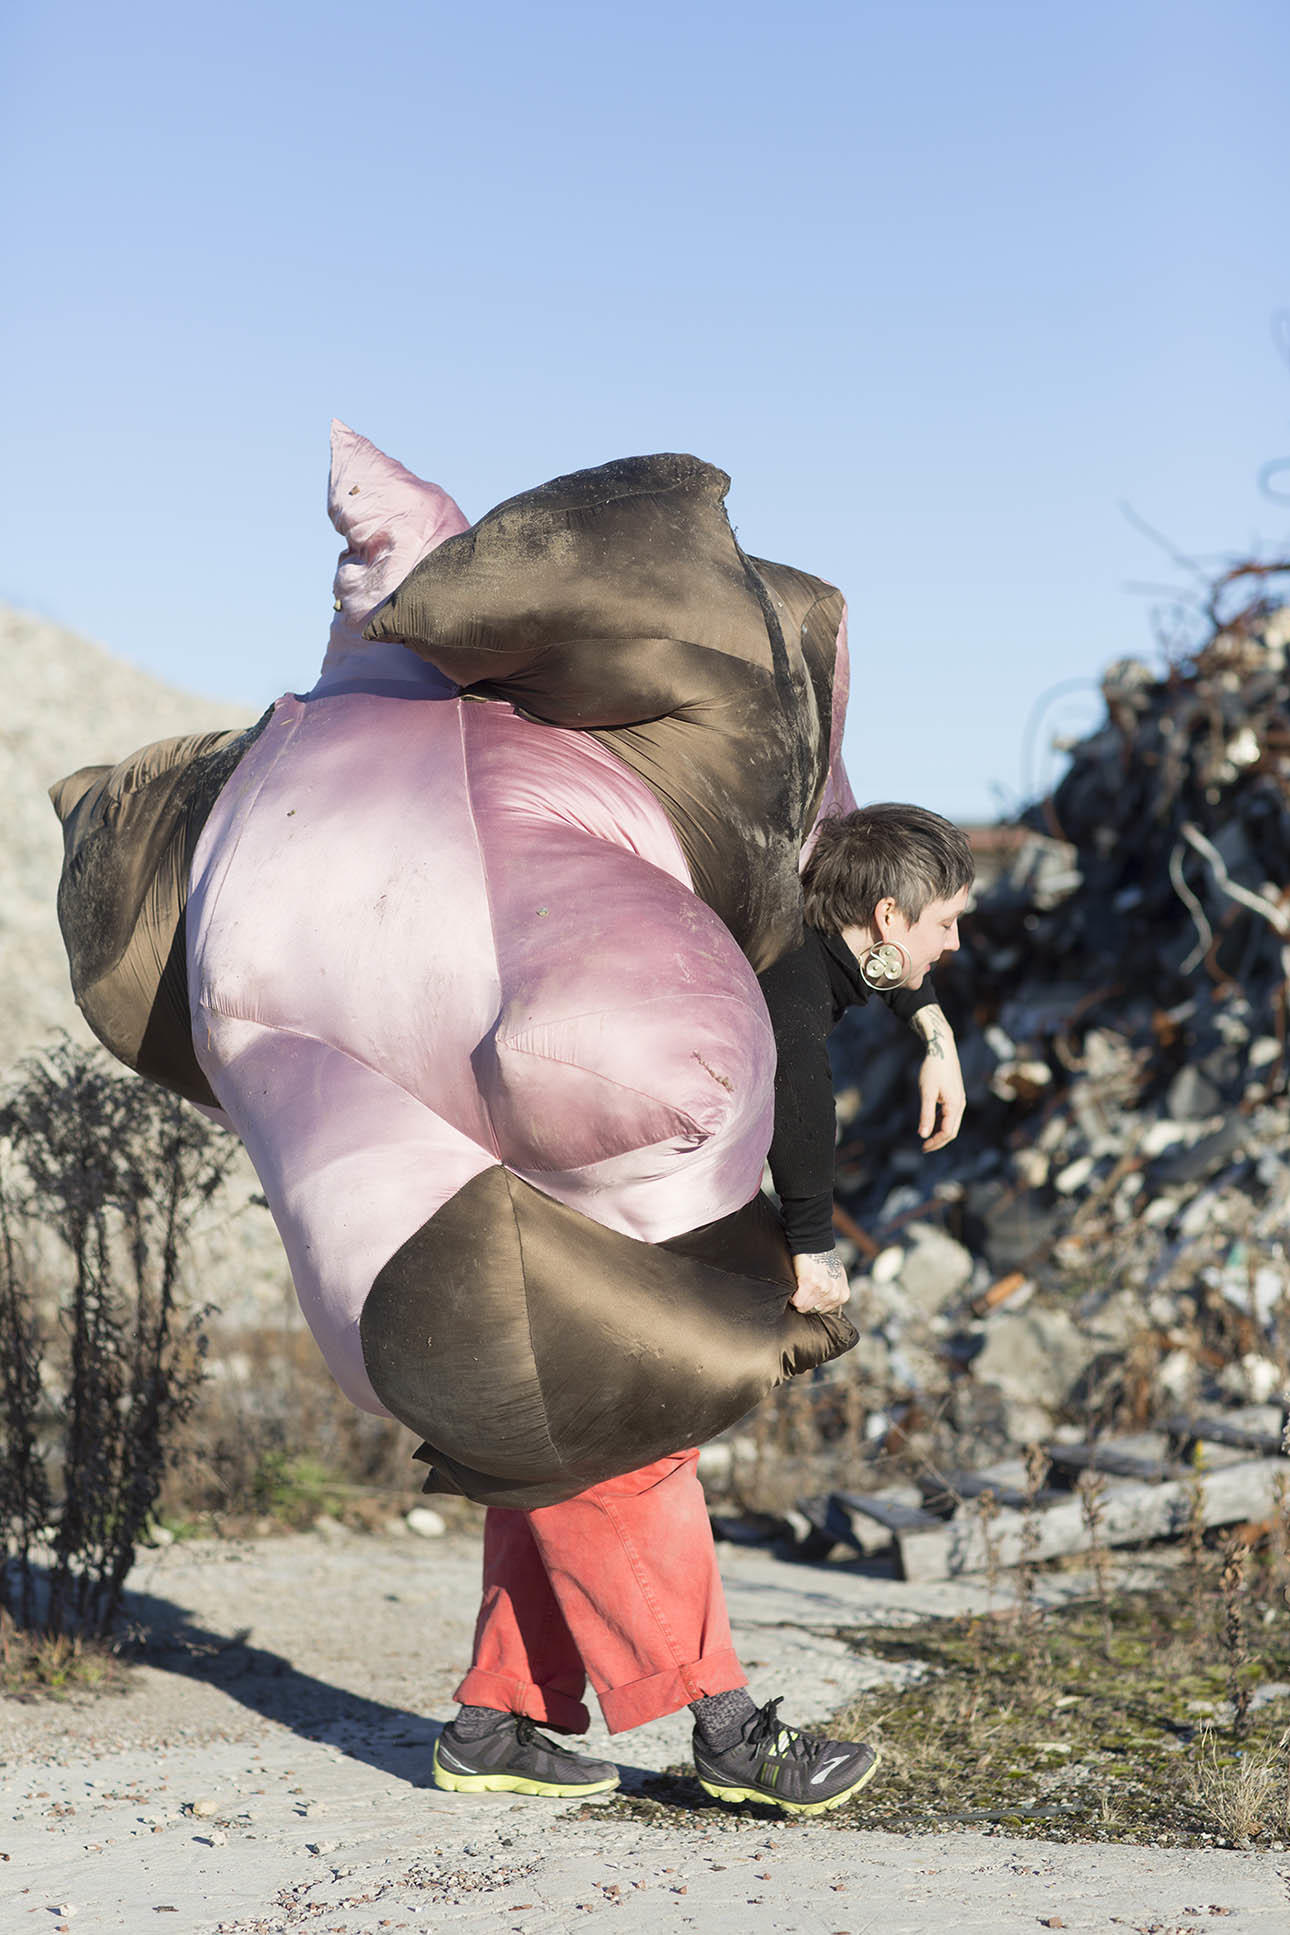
[
  {"x1": 464, "y1": 703, "x2": 773, "y2": 1240},
  {"x1": 188, "y1": 682, "x2": 775, "y2": 1412},
  {"x1": 194, "y1": 1022, "x2": 493, "y2": 1412},
  {"x1": 324, "y1": 420, "x2": 470, "y2": 673},
  {"x1": 189, "y1": 691, "x2": 502, "y2": 1152}
]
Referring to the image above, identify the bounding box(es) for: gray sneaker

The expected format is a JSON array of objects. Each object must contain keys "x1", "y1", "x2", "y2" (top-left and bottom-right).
[
  {"x1": 693, "y1": 1696, "x2": 879, "y2": 1814},
  {"x1": 433, "y1": 1713, "x2": 620, "y2": 1797}
]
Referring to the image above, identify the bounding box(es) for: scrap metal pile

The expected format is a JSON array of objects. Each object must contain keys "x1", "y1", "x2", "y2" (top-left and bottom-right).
[{"x1": 823, "y1": 595, "x2": 1290, "y2": 1465}]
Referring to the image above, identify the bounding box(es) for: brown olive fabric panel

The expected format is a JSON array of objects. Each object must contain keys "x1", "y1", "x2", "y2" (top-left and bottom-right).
[
  {"x1": 360, "y1": 1164, "x2": 857, "y2": 1510},
  {"x1": 362, "y1": 454, "x2": 768, "y2": 717},
  {"x1": 596, "y1": 555, "x2": 845, "y2": 972},
  {"x1": 50, "y1": 714, "x2": 270, "y2": 1105},
  {"x1": 657, "y1": 1187, "x2": 798, "y2": 1284},
  {"x1": 362, "y1": 454, "x2": 845, "y2": 974},
  {"x1": 749, "y1": 556, "x2": 847, "y2": 837}
]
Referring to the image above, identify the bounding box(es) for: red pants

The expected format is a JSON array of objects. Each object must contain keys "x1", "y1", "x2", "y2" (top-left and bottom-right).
[{"x1": 454, "y1": 1448, "x2": 747, "y2": 1734}]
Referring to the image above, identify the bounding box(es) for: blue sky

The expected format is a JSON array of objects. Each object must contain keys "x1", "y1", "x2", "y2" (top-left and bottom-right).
[{"x1": 5, "y1": 0, "x2": 1287, "y2": 818}]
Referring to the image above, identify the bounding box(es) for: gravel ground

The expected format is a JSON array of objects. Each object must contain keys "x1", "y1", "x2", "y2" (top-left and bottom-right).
[{"x1": 2, "y1": 1530, "x2": 1288, "y2": 1933}]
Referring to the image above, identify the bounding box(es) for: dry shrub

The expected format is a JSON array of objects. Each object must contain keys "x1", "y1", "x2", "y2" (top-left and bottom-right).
[
  {"x1": 1183, "y1": 1726, "x2": 1290, "y2": 1843},
  {"x1": 0, "y1": 1040, "x2": 234, "y2": 1636},
  {"x1": 163, "y1": 1320, "x2": 466, "y2": 1531}
]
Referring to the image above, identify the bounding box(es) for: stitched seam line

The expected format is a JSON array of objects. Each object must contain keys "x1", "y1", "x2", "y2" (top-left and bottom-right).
[
  {"x1": 189, "y1": 701, "x2": 297, "y2": 954},
  {"x1": 601, "y1": 1647, "x2": 743, "y2": 1701},
  {"x1": 456, "y1": 704, "x2": 506, "y2": 1161},
  {"x1": 497, "y1": 990, "x2": 761, "y2": 1036},
  {"x1": 197, "y1": 1009, "x2": 492, "y2": 1143},
  {"x1": 502, "y1": 1168, "x2": 561, "y2": 1468},
  {"x1": 488, "y1": 1038, "x2": 708, "y2": 1138}
]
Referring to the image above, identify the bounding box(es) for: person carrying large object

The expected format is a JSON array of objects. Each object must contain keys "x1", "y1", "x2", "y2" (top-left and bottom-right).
[{"x1": 50, "y1": 425, "x2": 968, "y2": 1811}]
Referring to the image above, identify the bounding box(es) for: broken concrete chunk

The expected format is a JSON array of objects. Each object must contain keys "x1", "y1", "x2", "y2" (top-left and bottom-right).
[{"x1": 896, "y1": 1226, "x2": 975, "y2": 1315}]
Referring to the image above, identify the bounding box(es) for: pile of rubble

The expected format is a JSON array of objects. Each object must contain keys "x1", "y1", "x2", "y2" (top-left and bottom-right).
[{"x1": 824, "y1": 598, "x2": 1290, "y2": 1463}]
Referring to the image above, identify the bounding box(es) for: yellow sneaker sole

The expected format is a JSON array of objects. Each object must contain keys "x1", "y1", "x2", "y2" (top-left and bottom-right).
[
  {"x1": 698, "y1": 1749, "x2": 879, "y2": 1816},
  {"x1": 432, "y1": 1741, "x2": 619, "y2": 1799}
]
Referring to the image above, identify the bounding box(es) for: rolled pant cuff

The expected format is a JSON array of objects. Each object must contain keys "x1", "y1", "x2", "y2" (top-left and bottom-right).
[
  {"x1": 452, "y1": 1667, "x2": 591, "y2": 1736},
  {"x1": 598, "y1": 1647, "x2": 746, "y2": 1735}
]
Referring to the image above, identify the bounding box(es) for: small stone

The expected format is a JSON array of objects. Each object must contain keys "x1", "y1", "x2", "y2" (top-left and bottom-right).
[
  {"x1": 871, "y1": 1246, "x2": 903, "y2": 1286},
  {"x1": 405, "y1": 1506, "x2": 447, "y2": 1538},
  {"x1": 1165, "y1": 1066, "x2": 1222, "y2": 1122},
  {"x1": 189, "y1": 1798, "x2": 220, "y2": 1819},
  {"x1": 897, "y1": 1226, "x2": 974, "y2": 1316},
  {"x1": 1217, "y1": 1354, "x2": 1286, "y2": 1405},
  {"x1": 1178, "y1": 1187, "x2": 1232, "y2": 1239},
  {"x1": 975, "y1": 1306, "x2": 1095, "y2": 1410},
  {"x1": 1152, "y1": 1118, "x2": 1248, "y2": 1187},
  {"x1": 1139, "y1": 1119, "x2": 1187, "y2": 1158},
  {"x1": 1054, "y1": 1154, "x2": 1094, "y2": 1194},
  {"x1": 1012, "y1": 1148, "x2": 1050, "y2": 1189},
  {"x1": 1155, "y1": 1347, "x2": 1198, "y2": 1404}
]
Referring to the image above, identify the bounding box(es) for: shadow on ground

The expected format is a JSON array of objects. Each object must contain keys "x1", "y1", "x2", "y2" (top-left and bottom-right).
[{"x1": 116, "y1": 1581, "x2": 706, "y2": 1806}]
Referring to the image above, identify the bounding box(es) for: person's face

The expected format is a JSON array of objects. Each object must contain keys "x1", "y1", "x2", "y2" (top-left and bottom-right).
[{"x1": 842, "y1": 885, "x2": 970, "y2": 987}]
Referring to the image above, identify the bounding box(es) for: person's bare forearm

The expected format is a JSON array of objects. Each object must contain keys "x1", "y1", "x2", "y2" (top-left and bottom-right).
[
  {"x1": 910, "y1": 1003, "x2": 953, "y2": 1059},
  {"x1": 911, "y1": 1004, "x2": 965, "y2": 1150}
]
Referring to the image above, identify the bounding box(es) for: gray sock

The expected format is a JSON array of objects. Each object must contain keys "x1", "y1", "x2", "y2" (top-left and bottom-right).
[
  {"x1": 449, "y1": 1703, "x2": 512, "y2": 1740},
  {"x1": 690, "y1": 1687, "x2": 757, "y2": 1751}
]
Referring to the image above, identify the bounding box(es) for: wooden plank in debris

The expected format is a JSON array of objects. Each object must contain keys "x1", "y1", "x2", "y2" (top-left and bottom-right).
[
  {"x1": 709, "y1": 1512, "x2": 795, "y2": 1548},
  {"x1": 924, "y1": 1465, "x2": 1056, "y2": 1514},
  {"x1": 895, "y1": 1457, "x2": 1290, "y2": 1584},
  {"x1": 798, "y1": 1494, "x2": 884, "y2": 1558},
  {"x1": 1168, "y1": 1413, "x2": 1289, "y2": 1459},
  {"x1": 835, "y1": 1489, "x2": 943, "y2": 1534},
  {"x1": 799, "y1": 1494, "x2": 868, "y2": 1555},
  {"x1": 1045, "y1": 1440, "x2": 1179, "y2": 1485},
  {"x1": 800, "y1": 1486, "x2": 935, "y2": 1558}
]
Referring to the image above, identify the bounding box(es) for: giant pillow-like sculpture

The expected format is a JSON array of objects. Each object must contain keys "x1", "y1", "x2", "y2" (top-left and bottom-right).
[{"x1": 51, "y1": 426, "x2": 858, "y2": 1509}]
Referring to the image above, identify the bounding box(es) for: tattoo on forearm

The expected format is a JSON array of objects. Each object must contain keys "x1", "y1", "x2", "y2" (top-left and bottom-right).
[
  {"x1": 800, "y1": 1252, "x2": 846, "y2": 1281},
  {"x1": 913, "y1": 1004, "x2": 950, "y2": 1061}
]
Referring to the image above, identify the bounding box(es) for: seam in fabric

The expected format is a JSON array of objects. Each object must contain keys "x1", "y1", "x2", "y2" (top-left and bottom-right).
[
  {"x1": 503, "y1": 1169, "x2": 561, "y2": 1468},
  {"x1": 497, "y1": 989, "x2": 762, "y2": 1038},
  {"x1": 456, "y1": 704, "x2": 507, "y2": 1164},
  {"x1": 488, "y1": 1038, "x2": 709, "y2": 1141},
  {"x1": 189, "y1": 701, "x2": 298, "y2": 965},
  {"x1": 197, "y1": 1009, "x2": 493, "y2": 1151},
  {"x1": 601, "y1": 1647, "x2": 743, "y2": 1704}
]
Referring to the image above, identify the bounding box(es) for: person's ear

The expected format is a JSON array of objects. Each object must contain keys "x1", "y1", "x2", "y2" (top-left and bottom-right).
[{"x1": 874, "y1": 896, "x2": 898, "y2": 936}]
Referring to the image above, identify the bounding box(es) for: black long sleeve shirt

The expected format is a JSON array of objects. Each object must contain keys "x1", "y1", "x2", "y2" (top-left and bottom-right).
[{"x1": 757, "y1": 926, "x2": 938, "y2": 1254}]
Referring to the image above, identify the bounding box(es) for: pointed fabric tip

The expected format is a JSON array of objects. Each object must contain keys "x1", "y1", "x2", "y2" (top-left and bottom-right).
[{"x1": 323, "y1": 424, "x2": 471, "y2": 672}]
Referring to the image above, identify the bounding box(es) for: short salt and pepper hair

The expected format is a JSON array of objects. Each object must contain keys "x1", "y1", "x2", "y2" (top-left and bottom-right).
[{"x1": 802, "y1": 804, "x2": 975, "y2": 933}]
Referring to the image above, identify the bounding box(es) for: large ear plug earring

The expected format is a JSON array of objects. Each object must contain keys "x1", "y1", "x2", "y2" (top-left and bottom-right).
[{"x1": 859, "y1": 940, "x2": 913, "y2": 989}]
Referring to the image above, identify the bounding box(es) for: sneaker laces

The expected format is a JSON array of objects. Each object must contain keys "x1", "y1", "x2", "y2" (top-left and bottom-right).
[
  {"x1": 745, "y1": 1696, "x2": 822, "y2": 1763},
  {"x1": 514, "y1": 1715, "x2": 569, "y2": 1756}
]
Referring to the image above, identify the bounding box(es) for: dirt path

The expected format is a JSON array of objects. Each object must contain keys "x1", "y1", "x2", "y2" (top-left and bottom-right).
[{"x1": 2, "y1": 1530, "x2": 1287, "y2": 1933}]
